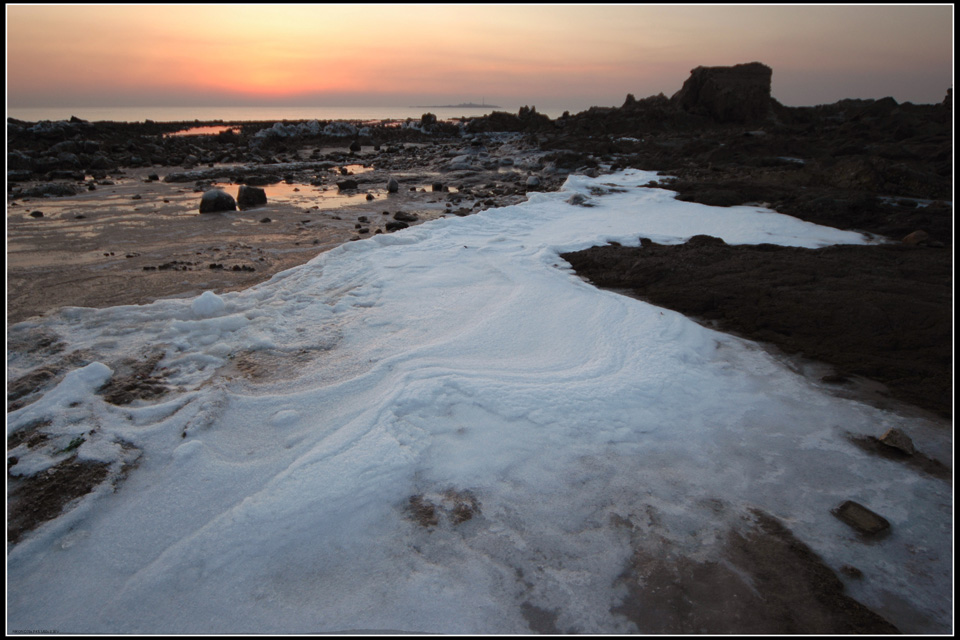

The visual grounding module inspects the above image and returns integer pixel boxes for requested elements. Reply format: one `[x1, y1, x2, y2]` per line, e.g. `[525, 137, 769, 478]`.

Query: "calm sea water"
[7, 105, 573, 123]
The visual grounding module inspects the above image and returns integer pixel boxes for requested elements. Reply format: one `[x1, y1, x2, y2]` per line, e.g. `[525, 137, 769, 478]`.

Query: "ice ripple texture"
[7, 170, 951, 634]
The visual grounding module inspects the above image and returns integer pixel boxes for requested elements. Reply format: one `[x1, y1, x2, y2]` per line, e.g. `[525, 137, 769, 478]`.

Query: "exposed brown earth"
[612, 509, 900, 634]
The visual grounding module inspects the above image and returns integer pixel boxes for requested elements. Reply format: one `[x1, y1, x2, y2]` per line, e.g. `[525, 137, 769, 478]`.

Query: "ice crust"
[6, 170, 952, 634]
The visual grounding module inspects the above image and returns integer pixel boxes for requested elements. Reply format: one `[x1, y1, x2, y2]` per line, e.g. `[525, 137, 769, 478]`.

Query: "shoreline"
[7, 133, 559, 326]
[6, 70, 953, 633]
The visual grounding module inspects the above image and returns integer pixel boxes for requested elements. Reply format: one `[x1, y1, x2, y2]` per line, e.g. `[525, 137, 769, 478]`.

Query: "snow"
[190, 290, 226, 318]
[6, 169, 952, 634]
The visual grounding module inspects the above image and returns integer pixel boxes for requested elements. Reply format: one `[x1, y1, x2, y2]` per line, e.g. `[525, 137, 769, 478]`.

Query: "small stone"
[902, 230, 930, 245]
[386, 177, 399, 193]
[878, 428, 915, 455]
[29, 211, 44, 218]
[840, 565, 864, 579]
[831, 500, 890, 536]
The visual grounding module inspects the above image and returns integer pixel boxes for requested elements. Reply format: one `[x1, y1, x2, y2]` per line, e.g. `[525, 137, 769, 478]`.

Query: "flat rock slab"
[832, 500, 891, 536]
[561, 238, 952, 418]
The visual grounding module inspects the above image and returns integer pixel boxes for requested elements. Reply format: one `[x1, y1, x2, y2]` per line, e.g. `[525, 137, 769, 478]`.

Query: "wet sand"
[7, 156, 526, 325]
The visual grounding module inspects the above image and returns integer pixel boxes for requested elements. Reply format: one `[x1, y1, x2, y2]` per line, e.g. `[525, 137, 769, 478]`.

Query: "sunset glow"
[6, 4, 954, 110]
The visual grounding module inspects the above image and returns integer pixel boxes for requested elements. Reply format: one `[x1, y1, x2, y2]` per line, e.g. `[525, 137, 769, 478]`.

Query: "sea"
[6, 104, 576, 124]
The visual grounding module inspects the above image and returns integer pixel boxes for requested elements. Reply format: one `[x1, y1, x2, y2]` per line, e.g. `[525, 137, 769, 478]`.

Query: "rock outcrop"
[671, 62, 773, 123]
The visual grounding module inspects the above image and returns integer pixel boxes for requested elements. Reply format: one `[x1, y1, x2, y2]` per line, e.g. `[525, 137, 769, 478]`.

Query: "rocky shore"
[9, 63, 951, 415]
[7, 117, 562, 325]
[6, 63, 953, 633]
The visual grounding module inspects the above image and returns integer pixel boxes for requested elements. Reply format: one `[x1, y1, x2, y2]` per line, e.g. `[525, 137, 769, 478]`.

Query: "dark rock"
[349, 140, 362, 152]
[198, 189, 237, 213]
[23, 183, 84, 198]
[243, 174, 281, 186]
[387, 177, 400, 193]
[566, 193, 593, 207]
[385, 221, 409, 232]
[8, 150, 34, 171]
[46, 170, 85, 181]
[393, 211, 419, 222]
[432, 182, 444, 192]
[7, 170, 33, 182]
[29, 211, 44, 218]
[561, 241, 952, 417]
[840, 565, 864, 579]
[237, 185, 267, 209]
[671, 62, 773, 123]
[902, 230, 930, 246]
[831, 501, 890, 536]
[337, 179, 359, 191]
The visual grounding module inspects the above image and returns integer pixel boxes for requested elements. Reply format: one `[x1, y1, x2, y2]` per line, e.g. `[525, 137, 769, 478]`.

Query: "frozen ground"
[6, 169, 952, 633]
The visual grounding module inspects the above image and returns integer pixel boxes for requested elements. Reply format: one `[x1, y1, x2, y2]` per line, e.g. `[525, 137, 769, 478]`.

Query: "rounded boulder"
[199, 189, 237, 213]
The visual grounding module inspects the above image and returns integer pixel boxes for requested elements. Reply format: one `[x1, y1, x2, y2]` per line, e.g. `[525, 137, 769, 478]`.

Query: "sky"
[5, 4, 955, 111]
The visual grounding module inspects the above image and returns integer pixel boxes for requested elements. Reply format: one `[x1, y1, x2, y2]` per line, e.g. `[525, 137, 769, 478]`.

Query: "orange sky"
[6, 4, 954, 109]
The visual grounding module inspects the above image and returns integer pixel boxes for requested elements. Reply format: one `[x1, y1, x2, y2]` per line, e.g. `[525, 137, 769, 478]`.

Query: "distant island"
[410, 102, 501, 109]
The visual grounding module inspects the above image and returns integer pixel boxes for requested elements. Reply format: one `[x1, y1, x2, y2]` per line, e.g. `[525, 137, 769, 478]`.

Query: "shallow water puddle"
[163, 125, 241, 137]
[213, 181, 383, 209]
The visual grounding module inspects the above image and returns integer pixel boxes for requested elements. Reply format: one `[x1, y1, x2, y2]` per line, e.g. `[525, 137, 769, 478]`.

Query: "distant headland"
[410, 102, 501, 109]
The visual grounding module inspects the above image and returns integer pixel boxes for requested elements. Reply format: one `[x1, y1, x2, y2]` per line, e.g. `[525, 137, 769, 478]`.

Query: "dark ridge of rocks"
[561, 238, 952, 418]
[464, 105, 554, 134]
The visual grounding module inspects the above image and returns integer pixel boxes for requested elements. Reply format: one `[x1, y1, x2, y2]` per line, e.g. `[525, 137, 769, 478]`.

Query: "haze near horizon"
[6, 4, 954, 112]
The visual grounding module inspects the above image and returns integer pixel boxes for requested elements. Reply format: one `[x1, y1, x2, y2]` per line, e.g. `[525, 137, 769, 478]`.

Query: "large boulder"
[199, 189, 237, 213]
[671, 62, 773, 123]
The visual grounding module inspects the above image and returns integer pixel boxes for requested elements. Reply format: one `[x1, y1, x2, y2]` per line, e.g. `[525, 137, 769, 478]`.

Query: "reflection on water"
[340, 164, 373, 175]
[164, 126, 240, 137]
[214, 181, 381, 209]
